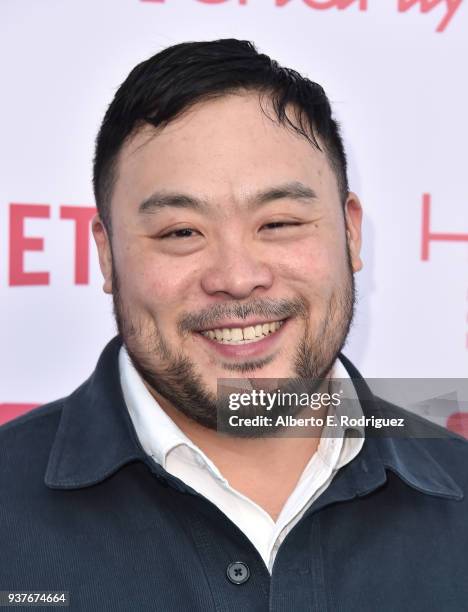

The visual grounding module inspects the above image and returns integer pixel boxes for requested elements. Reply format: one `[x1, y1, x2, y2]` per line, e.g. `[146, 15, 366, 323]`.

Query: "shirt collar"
[120, 342, 364, 475]
[119, 344, 196, 468]
[44, 336, 463, 502]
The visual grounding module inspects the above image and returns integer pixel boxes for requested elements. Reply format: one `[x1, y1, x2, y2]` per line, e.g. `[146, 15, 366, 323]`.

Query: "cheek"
[115, 247, 197, 321]
[274, 238, 346, 295]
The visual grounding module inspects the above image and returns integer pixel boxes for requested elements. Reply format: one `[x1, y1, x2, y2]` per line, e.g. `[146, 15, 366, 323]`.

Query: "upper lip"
[195, 317, 288, 333]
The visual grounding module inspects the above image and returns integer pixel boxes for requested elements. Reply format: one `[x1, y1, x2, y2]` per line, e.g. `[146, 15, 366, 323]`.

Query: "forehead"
[112, 93, 339, 215]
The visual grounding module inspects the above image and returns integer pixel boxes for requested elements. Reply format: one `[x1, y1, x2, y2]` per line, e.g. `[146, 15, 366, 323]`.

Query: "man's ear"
[92, 214, 113, 294]
[344, 192, 363, 273]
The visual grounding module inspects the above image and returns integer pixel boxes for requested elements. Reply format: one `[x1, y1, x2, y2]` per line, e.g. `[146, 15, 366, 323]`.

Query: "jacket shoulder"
[0, 399, 64, 483]
[375, 396, 468, 495]
[376, 396, 468, 442]
[0, 399, 63, 433]
[0, 399, 64, 439]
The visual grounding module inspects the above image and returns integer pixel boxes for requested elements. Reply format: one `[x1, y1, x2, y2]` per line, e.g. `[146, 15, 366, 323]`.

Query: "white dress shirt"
[119, 346, 365, 572]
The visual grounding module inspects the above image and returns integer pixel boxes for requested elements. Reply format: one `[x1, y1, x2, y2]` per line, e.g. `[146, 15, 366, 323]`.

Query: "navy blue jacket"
[1, 336, 468, 611]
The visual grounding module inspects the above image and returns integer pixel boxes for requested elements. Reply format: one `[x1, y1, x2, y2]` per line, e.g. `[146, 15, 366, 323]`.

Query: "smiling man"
[1, 39, 468, 611]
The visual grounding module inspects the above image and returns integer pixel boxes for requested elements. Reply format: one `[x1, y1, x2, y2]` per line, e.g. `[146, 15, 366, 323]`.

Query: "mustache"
[177, 297, 309, 334]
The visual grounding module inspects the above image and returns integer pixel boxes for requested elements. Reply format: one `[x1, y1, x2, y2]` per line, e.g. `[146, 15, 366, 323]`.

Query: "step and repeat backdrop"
[1, 0, 467, 430]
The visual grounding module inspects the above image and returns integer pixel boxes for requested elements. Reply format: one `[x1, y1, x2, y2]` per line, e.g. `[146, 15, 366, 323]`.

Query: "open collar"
[45, 336, 463, 502]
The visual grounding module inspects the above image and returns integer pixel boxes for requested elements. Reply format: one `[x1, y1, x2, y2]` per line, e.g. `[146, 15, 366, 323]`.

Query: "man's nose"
[200, 239, 274, 300]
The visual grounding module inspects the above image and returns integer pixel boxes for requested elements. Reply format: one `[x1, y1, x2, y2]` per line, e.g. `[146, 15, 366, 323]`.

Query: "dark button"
[226, 561, 250, 585]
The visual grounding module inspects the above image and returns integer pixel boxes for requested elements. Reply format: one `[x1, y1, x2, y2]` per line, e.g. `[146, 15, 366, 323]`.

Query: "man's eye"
[261, 222, 302, 230]
[160, 228, 200, 239]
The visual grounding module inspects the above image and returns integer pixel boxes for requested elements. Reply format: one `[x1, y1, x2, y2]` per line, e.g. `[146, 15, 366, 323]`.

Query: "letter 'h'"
[421, 194, 468, 260]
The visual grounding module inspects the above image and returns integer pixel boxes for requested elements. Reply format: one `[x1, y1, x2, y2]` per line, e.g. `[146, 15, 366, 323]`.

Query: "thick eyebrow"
[138, 193, 209, 215]
[138, 181, 317, 216]
[247, 181, 318, 210]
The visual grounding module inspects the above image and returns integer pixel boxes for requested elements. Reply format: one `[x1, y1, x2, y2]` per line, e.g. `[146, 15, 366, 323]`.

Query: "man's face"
[93, 93, 363, 430]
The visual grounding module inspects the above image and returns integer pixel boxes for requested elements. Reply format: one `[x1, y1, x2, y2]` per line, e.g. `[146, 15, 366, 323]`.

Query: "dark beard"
[112, 246, 356, 435]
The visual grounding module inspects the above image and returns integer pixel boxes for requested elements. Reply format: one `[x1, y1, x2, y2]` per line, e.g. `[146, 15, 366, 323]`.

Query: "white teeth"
[243, 326, 256, 340]
[231, 328, 243, 341]
[200, 320, 285, 344]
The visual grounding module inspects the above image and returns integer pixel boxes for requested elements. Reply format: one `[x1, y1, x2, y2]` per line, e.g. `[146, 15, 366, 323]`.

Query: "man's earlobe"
[91, 215, 113, 294]
[344, 193, 363, 273]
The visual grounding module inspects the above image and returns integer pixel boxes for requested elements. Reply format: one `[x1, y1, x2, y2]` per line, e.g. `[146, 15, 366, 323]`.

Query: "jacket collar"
[45, 336, 148, 489]
[339, 353, 463, 501]
[45, 337, 463, 501]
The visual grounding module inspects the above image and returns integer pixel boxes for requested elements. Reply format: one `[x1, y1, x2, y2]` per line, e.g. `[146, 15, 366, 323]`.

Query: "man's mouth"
[197, 319, 287, 345]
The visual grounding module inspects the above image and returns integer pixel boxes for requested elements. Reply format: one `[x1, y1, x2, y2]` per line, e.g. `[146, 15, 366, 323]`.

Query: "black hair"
[93, 39, 349, 232]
